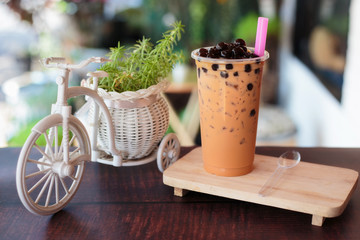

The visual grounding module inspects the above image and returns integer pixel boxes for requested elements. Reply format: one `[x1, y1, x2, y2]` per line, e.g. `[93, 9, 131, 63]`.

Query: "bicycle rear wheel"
[157, 133, 180, 172]
[16, 115, 90, 215]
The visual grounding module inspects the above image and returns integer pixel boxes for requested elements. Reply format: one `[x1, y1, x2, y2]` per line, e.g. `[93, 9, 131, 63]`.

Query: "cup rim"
[191, 46, 270, 63]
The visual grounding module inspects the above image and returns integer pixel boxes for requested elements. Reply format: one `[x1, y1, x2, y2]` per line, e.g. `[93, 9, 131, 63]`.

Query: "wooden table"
[1, 146, 359, 239]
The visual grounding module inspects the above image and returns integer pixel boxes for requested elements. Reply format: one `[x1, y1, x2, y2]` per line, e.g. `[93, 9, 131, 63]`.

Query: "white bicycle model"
[16, 57, 180, 216]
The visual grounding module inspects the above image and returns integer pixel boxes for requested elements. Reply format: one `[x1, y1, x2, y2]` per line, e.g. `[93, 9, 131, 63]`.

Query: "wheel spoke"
[34, 144, 52, 163]
[45, 174, 55, 207]
[25, 168, 51, 179]
[59, 177, 69, 194]
[68, 174, 77, 182]
[44, 132, 55, 160]
[69, 134, 76, 146]
[163, 155, 168, 168]
[35, 172, 52, 204]
[27, 159, 52, 167]
[69, 146, 81, 158]
[55, 175, 59, 204]
[28, 171, 52, 194]
[170, 139, 176, 149]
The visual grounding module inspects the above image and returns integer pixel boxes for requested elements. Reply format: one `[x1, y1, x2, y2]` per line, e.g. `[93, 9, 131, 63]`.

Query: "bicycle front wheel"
[16, 115, 90, 215]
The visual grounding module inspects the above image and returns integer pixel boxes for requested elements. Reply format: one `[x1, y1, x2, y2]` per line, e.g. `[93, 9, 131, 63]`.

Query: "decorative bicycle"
[16, 57, 180, 216]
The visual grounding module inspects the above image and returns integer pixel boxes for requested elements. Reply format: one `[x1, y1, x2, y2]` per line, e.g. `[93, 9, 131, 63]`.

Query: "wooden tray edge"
[163, 147, 359, 219]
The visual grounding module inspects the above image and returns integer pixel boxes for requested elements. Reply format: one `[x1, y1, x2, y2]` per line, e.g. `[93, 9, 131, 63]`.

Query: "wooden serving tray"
[163, 147, 358, 226]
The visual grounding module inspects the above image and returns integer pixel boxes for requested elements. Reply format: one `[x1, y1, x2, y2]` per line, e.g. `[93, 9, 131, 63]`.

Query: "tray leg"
[312, 215, 325, 226]
[174, 187, 189, 197]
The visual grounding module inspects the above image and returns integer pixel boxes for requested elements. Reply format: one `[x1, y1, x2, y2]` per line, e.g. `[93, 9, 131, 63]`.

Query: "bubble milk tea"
[191, 40, 269, 176]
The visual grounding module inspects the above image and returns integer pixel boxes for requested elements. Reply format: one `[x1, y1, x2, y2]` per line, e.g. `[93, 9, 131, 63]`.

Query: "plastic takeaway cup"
[191, 48, 269, 176]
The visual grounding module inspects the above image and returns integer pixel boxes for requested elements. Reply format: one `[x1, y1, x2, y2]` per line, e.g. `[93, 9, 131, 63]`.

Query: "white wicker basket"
[87, 80, 170, 160]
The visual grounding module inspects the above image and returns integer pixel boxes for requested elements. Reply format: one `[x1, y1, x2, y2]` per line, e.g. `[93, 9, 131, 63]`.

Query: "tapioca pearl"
[256, 59, 261, 64]
[220, 71, 229, 78]
[221, 50, 232, 58]
[208, 47, 221, 58]
[226, 64, 233, 70]
[212, 64, 219, 71]
[234, 38, 246, 46]
[255, 68, 260, 74]
[197, 68, 200, 78]
[247, 83, 253, 91]
[245, 64, 251, 72]
[240, 138, 245, 144]
[233, 71, 239, 77]
[199, 48, 208, 57]
[250, 109, 256, 117]
[216, 41, 228, 50]
[202, 67, 208, 73]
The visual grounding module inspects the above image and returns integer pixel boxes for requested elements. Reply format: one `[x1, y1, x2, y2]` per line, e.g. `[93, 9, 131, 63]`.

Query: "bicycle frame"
[43, 57, 122, 166]
[67, 79, 123, 166]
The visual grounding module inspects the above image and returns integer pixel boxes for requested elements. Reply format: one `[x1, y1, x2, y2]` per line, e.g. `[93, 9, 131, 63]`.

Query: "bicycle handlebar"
[41, 57, 111, 70]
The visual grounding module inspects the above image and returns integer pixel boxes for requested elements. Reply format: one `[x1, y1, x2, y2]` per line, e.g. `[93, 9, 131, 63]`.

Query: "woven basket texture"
[87, 81, 169, 160]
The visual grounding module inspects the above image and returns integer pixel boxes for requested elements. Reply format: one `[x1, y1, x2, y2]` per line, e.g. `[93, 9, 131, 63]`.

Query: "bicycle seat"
[87, 71, 109, 78]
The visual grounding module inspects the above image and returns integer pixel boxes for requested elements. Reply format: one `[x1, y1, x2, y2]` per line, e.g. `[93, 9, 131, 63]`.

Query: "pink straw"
[254, 17, 268, 57]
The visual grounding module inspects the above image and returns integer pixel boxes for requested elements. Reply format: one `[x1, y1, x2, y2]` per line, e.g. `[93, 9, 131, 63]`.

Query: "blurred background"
[0, 0, 359, 148]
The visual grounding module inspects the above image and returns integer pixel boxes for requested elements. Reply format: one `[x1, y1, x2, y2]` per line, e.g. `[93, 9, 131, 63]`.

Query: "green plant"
[98, 21, 185, 93]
